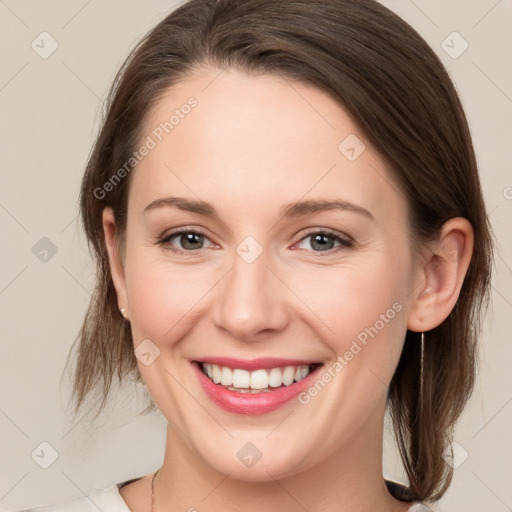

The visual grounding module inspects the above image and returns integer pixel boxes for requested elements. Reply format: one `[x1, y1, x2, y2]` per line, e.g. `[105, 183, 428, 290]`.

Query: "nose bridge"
[212, 239, 288, 340]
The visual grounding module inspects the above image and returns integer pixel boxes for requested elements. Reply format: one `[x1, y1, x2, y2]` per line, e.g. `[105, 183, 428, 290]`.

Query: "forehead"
[129, 68, 406, 223]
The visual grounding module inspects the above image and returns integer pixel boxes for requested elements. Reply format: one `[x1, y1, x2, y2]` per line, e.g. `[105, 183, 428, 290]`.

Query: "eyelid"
[292, 227, 353, 245]
[157, 225, 210, 240]
[156, 226, 216, 254]
[291, 227, 354, 254]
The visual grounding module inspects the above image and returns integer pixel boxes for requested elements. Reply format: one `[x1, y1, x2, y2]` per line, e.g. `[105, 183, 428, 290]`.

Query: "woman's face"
[109, 68, 422, 479]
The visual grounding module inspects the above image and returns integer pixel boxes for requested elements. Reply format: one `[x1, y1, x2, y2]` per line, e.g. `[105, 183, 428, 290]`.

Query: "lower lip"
[191, 361, 323, 415]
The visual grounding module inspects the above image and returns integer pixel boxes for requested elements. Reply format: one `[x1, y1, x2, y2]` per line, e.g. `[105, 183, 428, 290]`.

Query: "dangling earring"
[419, 331, 425, 413]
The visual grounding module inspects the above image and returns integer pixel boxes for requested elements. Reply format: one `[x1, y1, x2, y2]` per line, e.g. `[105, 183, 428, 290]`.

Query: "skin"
[102, 68, 474, 511]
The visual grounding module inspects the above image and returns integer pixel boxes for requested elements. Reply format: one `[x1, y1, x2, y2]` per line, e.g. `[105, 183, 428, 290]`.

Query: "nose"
[211, 247, 290, 342]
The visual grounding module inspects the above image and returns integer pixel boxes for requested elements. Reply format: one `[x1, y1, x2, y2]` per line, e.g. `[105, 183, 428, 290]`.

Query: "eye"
[295, 229, 353, 253]
[156, 227, 353, 256]
[156, 228, 214, 254]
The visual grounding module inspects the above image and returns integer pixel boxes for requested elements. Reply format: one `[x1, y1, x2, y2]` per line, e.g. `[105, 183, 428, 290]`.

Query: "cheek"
[124, 252, 216, 343]
[290, 252, 412, 360]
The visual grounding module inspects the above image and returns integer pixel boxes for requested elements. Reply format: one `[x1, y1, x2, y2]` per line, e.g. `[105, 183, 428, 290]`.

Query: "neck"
[153, 411, 406, 512]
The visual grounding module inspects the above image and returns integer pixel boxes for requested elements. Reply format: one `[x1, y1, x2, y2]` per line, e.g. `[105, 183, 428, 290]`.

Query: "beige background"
[0, 1, 511, 511]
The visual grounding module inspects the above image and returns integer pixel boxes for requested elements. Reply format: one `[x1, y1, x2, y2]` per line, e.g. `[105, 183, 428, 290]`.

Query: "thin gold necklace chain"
[151, 469, 160, 512]
[150, 467, 424, 511]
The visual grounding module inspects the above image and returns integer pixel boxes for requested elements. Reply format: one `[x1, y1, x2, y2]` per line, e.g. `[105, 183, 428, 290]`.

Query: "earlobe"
[407, 217, 474, 332]
[102, 207, 129, 312]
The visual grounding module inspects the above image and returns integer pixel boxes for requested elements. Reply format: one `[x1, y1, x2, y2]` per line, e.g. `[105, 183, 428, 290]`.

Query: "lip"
[191, 360, 323, 415]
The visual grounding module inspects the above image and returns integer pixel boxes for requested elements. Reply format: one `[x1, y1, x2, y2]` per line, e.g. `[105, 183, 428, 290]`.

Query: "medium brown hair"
[67, 0, 493, 502]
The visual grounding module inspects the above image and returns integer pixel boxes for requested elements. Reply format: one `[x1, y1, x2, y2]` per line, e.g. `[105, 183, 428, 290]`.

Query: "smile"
[191, 358, 324, 415]
[200, 362, 317, 392]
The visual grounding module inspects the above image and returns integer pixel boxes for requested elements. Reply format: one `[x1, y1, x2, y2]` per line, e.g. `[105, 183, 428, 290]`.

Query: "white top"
[19, 480, 432, 511]
[19, 484, 131, 512]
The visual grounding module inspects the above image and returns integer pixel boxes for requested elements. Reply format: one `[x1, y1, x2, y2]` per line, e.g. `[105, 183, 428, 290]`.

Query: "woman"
[25, 0, 493, 510]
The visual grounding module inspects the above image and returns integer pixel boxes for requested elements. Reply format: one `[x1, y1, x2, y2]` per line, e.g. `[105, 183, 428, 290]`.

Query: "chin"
[196, 440, 312, 482]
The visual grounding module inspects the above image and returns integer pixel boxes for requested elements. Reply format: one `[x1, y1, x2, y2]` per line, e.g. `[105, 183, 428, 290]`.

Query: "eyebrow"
[144, 197, 374, 220]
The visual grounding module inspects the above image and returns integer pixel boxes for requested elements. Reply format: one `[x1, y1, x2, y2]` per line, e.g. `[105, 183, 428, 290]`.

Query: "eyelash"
[155, 226, 354, 256]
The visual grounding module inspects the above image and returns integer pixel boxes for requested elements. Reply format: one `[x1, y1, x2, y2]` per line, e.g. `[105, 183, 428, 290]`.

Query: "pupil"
[182, 233, 202, 249]
[311, 234, 333, 251]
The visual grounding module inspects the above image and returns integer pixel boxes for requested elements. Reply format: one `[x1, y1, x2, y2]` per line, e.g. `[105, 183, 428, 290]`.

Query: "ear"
[407, 217, 474, 332]
[102, 206, 129, 315]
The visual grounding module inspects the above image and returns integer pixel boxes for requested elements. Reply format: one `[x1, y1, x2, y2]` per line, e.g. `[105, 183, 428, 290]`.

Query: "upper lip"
[193, 357, 322, 371]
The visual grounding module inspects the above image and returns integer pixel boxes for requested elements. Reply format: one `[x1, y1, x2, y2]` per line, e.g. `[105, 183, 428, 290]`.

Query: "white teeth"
[268, 367, 283, 387]
[232, 369, 250, 388]
[211, 364, 221, 384]
[201, 363, 315, 390]
[282, 366, 295, 386]
[250, 369, 269, 389]
[220, 367, 232, 386]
